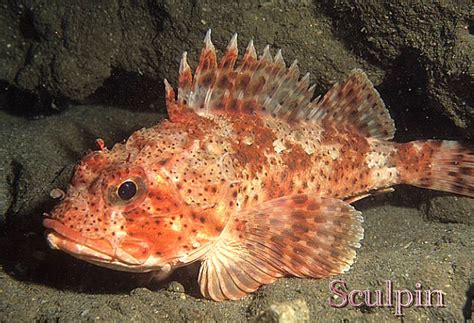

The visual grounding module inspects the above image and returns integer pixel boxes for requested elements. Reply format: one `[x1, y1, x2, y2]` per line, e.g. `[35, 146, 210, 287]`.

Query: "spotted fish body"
[43, 30, 474, 301]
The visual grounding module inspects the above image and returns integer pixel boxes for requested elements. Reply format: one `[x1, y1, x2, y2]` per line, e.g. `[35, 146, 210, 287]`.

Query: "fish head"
[43, 145, 206, 273]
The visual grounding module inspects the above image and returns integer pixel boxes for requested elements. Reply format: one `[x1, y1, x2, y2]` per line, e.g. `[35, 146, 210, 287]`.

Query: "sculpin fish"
[43, 30, 473, 301]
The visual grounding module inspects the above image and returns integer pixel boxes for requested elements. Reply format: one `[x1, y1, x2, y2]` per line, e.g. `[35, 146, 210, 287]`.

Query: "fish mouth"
[43, 218, 150, 271]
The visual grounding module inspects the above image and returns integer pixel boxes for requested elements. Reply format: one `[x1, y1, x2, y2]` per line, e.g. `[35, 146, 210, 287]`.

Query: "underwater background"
[0, 1, 473, 321]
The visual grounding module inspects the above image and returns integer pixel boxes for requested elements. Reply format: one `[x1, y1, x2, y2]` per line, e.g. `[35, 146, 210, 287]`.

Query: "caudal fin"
[396, 140, 473, 197]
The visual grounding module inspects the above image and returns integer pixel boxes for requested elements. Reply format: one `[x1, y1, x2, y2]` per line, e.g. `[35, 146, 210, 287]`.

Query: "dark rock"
[0, 158, 14, 226]
[0, 1, 165, 107]
[421, 195, 474, 225]
[0, 0, 474, 137]
[321, 2, 473, 139]
[1, 1, 377, 115]
[1, 1, 472, 139]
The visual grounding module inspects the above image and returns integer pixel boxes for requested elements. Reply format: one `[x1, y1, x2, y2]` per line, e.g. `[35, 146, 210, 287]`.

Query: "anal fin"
[198, 194, 364, 301]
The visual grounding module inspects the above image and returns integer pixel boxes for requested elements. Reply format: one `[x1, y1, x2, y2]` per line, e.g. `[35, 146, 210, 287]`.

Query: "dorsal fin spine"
[178, 52, 192, 103]
[170, 31, 396, 141]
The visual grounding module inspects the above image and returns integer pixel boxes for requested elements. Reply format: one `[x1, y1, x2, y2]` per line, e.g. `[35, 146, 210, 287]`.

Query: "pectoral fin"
[198, 194, 364, 301]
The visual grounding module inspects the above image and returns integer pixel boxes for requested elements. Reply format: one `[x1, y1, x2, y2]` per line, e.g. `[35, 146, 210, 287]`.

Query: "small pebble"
[257, 299, 309, 323]
[166, 281, 185, 293]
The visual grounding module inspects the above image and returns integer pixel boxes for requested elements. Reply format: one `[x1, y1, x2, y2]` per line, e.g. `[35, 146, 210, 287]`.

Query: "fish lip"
[42, 218, 143, 267]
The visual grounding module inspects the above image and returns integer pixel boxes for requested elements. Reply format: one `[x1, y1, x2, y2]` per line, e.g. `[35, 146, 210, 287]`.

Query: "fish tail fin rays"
[198, 194, 364, 301]
[396, 140, 474, 197]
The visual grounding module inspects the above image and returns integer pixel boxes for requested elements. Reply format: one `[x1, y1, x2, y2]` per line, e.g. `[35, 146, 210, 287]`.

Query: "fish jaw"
[43, 217, 166, 272]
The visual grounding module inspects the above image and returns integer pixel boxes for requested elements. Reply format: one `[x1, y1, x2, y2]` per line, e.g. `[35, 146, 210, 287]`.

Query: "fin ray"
[397, 140, 474, 197]
[306, 69, 395, 140]
[198, 194, 364, 301]
[167, 30, 395, 142]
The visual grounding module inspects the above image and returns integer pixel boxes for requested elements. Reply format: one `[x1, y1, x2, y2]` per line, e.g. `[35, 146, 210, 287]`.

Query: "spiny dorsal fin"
[172, 30, 314, 118]
[168, 30, 395, 141]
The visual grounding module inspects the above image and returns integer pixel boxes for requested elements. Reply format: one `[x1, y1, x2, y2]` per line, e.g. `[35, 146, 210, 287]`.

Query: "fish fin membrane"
[397, 140, 474, 197]
[167, 30, 395, 141]
[198, 194, 364, 301]
[310, 69, 395, 140]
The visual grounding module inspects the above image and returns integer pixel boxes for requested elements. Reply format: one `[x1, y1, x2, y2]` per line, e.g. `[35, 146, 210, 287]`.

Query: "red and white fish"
[43, 30, 473, 301]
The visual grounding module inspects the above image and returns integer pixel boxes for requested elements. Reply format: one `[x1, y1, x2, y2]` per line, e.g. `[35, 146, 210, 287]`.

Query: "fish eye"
[103, 167, 148, 208]
[117, 180, 137, 201]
